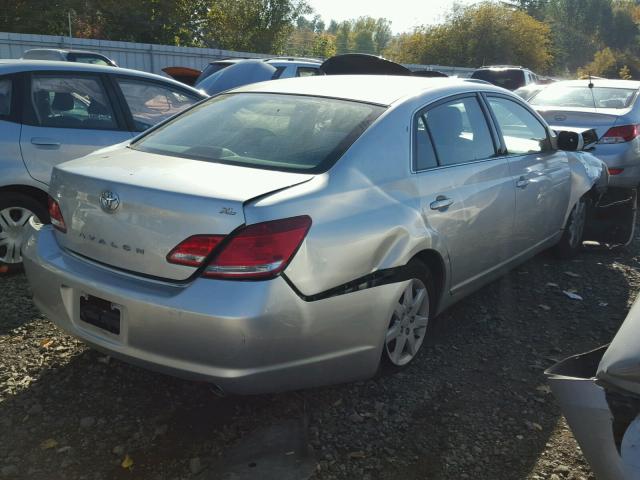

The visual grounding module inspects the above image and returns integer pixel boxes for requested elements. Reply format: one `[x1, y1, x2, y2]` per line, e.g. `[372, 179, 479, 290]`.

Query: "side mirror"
[557, 130, 584, 151]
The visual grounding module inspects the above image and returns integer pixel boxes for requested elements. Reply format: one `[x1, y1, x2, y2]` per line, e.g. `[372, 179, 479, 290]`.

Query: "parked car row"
[3, 50, 640, 479]
[19, 72, 636, 395]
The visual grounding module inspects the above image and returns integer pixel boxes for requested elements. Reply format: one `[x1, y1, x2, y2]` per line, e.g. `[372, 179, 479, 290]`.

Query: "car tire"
[0, 193, 49, 272]
[554, 196, 588, 259]
[381, 259, 435, 370]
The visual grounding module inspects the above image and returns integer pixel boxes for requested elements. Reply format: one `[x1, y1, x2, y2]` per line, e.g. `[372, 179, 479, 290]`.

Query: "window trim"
[482, 92, 554, 156]
[411, 92, 501, 173]
[22, 71, 127, 131]
[110, 74, 204, 132]
[296, 67, 321, 77]
[0, 74, 21, 123]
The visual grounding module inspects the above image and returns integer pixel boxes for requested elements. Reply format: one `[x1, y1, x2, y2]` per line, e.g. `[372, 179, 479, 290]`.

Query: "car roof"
[208, 57, 321, 67]
[232, 74, 510, 106]
[544, 79, 640, 89]
[24, 48, 105, 55]
[0, 60, 206, 96]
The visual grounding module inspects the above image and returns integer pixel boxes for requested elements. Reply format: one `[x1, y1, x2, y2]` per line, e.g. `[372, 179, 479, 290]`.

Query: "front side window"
[30, 74, 117, 129]
[488, 97, 548, 155]
[0, 78, 11, 117]
[423, 97, 495, 167]
[530, 85, 637, 109]
[117, 79, 201, 131]
[132, 93, 385, 173]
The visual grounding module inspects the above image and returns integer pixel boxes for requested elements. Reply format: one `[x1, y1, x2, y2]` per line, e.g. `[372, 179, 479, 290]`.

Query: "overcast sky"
[308, 0, 481, 34]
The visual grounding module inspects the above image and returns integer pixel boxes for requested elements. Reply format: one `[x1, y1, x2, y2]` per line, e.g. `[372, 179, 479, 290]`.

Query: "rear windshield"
[471, 69, 525, 90]
[530, 86, 638, 109]
[131, 93, 385, 173]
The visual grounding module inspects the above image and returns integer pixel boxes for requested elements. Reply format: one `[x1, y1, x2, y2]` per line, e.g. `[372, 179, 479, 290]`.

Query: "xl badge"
[100, 191, 120, 213]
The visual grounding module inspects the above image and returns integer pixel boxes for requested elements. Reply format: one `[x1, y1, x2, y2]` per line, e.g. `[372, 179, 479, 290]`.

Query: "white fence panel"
[0, 31, 474, 77]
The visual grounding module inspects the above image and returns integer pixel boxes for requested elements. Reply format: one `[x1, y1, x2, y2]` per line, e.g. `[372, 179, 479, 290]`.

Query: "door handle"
[429, 196, 454, 211]
[31, 137, 61, 148]
[516, 176, 529, 189]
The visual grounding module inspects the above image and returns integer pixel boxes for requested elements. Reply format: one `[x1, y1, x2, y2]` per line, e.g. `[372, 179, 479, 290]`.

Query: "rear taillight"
[608, 168, 624, 175]
[599, 124, 640, 144]
[48, 196, 66, 233]
[166, 216, 312, 280]
[167, 235, 224, 266]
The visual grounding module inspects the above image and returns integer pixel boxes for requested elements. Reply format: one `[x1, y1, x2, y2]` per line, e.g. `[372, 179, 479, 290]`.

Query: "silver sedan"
[530, 79, 640, 188]
[22, 75, 632, 394]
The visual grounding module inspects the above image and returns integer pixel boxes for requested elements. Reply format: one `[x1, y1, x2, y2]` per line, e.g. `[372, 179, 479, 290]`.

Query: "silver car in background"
[22, 75, 634, 394]
[530, 79, 640, 187]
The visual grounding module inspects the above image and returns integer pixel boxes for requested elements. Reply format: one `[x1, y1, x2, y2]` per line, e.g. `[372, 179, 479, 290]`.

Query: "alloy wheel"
[385, 278, 430, 366]
[0, 207, 39, 264]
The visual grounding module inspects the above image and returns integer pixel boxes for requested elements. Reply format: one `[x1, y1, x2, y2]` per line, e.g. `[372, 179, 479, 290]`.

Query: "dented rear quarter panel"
[245, 101, 451, 299]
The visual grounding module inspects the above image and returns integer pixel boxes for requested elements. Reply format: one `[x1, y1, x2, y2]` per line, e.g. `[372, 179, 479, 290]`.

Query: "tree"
[202, 0, 310, 53]
[385, 3, 552, 72]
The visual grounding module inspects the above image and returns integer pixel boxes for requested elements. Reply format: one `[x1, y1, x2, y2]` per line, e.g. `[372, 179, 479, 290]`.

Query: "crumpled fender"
[564, 150, 608, 223]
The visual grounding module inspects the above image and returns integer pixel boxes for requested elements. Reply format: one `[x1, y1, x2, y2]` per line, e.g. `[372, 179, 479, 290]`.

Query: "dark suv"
[471, 66, 539, 91]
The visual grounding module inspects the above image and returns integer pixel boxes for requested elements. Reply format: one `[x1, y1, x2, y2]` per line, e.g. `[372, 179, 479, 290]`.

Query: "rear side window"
[132, 92, 385, 173]
[487, 97, 548, 155]
[0, 78, 11, 117]
[30, 74, 117, 130]
[67, 53, 111, 66]
[117, 79, 201, 131]
[297, 67, 321, 77]
[423, 97, 495, 167]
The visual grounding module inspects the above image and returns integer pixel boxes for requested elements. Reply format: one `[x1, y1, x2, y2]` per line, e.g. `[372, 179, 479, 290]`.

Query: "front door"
[19, 72, 132, 185]
[414, 95, 516, 294]
[485, 95, 571, 252]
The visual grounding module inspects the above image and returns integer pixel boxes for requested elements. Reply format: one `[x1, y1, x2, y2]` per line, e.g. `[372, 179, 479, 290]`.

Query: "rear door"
[414, 94, 516, 295]
[112, 76, 203, 133]
[19, 71, 132, 185]
[485, 94, 571, 252]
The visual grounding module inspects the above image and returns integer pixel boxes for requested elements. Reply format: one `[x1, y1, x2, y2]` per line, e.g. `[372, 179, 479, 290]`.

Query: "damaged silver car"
[22, 75, 636, 394]
[547, 295, 640, 480]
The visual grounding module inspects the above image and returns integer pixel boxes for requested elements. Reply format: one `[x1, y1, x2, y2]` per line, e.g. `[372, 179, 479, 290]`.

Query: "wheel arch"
[0, 184, 49, 209]
[410, 248, 447, 314]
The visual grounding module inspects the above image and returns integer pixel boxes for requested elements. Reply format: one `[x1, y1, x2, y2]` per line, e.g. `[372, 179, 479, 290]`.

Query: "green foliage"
[385, 3, 553, 72]
[620, 65, 633, 79]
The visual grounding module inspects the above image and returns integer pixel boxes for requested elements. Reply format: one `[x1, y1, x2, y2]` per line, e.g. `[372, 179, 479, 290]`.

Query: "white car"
[0, 60, 206, 270]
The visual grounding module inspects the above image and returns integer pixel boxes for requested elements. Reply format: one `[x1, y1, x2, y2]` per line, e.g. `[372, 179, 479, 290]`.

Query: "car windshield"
[471, 69, 525, 90]
[530, 85, 638, 109]
[131, 92, 385, 173]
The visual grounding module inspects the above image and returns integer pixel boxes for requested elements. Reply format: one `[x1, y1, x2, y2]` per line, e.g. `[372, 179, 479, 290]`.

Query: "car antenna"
[588, 72, 594, 89]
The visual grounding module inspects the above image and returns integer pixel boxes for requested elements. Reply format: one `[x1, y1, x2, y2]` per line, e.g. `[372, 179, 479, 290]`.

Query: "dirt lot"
[1, 232, 639, 480]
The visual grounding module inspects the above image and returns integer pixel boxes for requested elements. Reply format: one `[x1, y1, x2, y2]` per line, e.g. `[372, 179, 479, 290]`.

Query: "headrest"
[51, 92, 74, 111]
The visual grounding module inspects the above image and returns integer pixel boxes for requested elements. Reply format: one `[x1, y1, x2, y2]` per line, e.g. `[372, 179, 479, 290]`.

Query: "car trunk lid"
[50, 147, 313, 281]
[537, 107, 630, 139]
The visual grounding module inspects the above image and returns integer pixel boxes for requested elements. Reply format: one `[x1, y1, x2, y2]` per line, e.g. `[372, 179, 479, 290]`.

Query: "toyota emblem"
[99, 191, 120, 213]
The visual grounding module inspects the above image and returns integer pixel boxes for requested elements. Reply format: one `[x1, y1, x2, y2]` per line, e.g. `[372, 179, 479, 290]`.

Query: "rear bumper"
[591, 142, 640, 188]
[22, 223, 405, 394]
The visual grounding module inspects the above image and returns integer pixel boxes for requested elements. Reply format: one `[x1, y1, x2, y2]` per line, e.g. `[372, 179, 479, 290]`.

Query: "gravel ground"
[1, 232, 639, 480]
